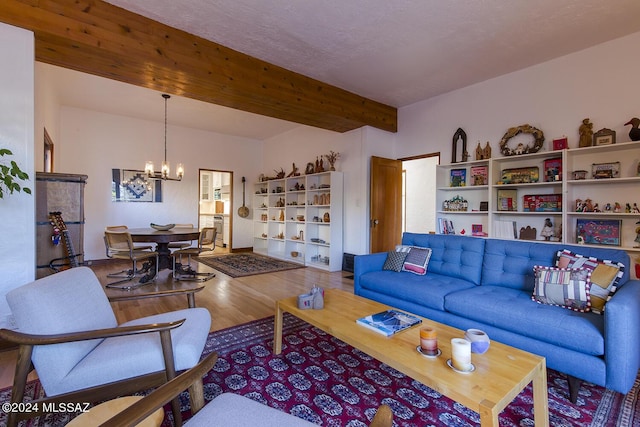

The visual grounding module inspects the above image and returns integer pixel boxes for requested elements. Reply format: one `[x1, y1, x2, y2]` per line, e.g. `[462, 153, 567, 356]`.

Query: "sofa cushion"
[444, 286, 604, 355]
[555, 249, 625, 314]
[531, 266, 592, 312]
[402, 247, 432, 275]
[382, 251, 408, 272]
[358, 271, 476, 311]
[401, 233, 485, 285]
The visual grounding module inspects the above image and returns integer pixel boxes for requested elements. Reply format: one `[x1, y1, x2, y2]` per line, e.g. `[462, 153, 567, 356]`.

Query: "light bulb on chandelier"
[144, 94, 184, 181]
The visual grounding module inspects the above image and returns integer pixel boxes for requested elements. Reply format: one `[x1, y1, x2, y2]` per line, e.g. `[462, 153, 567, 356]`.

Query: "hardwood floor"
[0, 258, 355, 390]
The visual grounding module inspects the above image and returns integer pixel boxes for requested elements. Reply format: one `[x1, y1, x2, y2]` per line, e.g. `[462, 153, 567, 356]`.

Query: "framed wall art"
[593, 128, 616, 146]
[576, 218, 621, 246]
[112, 169, 163, 202]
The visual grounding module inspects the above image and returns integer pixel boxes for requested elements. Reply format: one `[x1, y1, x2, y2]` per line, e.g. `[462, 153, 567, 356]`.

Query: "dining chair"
[168, 223, 196, 252]
[172, 227, 217, 281]
[0, 266, 211, 427]
[104, 225, 153, 258]
[104, 230, 158, 288]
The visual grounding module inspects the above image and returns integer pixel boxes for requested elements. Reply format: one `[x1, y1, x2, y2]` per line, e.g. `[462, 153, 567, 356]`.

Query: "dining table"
[127, 227, 200, 271]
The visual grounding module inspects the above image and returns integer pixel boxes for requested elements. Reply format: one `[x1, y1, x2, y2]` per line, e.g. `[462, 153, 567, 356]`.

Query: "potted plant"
[0, 148, 31, 198]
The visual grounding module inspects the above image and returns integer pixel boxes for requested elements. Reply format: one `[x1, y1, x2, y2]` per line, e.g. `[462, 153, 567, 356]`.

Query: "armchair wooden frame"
[0, 319, 197, 427]
[101, 351, 219, 427]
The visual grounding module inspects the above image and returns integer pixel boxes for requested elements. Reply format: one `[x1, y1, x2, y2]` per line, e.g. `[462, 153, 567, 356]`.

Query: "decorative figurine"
[604, 203, 612, 212]
[593, 203, 601, 212]
[636, 221, 640, 248]
[633, 203, 640, 213]
[624, 117, 640, 141]
[579, 118, 593, 147]
[626, 203, 632, 213]
[475, 142, 483, 161]
[305, 162, 315, 174]
[287, 163, 300, 177]
[462, 150, 470, 162]
[541, 218, 554, 241]
[614, 202, 622, 213]
[483, 141, 492, 159]
[584, 199, 594, 212]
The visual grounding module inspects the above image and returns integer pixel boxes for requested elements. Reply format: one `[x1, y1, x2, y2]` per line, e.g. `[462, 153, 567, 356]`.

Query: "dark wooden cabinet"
[35, 172, 87, 278]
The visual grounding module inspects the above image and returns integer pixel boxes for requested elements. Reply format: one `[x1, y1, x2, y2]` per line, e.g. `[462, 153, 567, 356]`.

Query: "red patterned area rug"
[2, 314, 638, 426]
[195, 252, 304, 277]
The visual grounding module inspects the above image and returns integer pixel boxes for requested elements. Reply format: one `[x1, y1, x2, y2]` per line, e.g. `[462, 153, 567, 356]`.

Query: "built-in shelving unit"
[436, 141, 640, 253]
[253, 171, 343, 271]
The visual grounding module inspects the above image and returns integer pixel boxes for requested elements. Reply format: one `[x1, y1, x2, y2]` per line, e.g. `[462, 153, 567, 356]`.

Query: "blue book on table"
[356, 309, 422, 336]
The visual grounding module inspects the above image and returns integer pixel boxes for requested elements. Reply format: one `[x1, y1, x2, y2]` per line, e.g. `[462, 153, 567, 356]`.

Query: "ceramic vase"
[464, 328, 490, 354]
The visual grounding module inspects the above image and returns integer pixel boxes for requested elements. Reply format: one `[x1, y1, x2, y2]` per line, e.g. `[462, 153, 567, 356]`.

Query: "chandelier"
[144, 94, 184, 181]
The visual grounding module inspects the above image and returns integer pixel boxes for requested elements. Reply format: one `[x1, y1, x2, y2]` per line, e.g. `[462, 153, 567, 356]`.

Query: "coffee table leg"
[273, 303, 284, 354]
[187, 293, 196, 308]
[532, 361, 549, 427]
[478, 400, 499, 427]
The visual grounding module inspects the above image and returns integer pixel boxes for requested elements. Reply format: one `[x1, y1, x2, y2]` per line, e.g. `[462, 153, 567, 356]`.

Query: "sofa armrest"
[604, 279, 640, 393]
[354, 252, 388, 294]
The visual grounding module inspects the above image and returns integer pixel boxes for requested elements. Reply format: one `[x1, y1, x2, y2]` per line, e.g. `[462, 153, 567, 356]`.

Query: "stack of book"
[437, 218, 455, 234]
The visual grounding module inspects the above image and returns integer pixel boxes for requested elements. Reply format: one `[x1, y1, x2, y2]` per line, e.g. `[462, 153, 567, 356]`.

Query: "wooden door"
[370, 156, 403, 253]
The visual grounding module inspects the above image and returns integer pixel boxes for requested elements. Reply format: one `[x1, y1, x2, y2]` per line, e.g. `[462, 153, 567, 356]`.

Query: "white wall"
[0, 24, 35, 328]
[32, 29, 640, 264]
[398, 32, 640, 158]
[56, 107, 263, 260]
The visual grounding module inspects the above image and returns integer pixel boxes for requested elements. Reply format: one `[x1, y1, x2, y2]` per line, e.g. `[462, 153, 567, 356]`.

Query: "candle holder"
[449, 338, 475, 373]
[416, 326, 441, 358]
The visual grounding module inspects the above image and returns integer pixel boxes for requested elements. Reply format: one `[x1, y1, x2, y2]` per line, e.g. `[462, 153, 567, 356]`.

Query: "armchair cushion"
[186, 393, 316, 427]
[56, 308, 211, 396]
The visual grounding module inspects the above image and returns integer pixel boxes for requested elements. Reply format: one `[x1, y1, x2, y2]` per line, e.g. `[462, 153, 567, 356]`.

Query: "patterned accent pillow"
[383, 251, 409, 272]
[532, 266, 592, 312]
[555, 249, 625, 314]
[402, 247, 433, 275]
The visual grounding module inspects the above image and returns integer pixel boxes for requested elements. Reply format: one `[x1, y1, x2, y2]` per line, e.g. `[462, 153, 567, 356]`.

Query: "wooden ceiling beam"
[0, 0, 397, 133]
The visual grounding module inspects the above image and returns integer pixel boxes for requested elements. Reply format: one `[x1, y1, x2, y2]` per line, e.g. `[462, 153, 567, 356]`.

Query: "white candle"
[451, 338, 472, 371]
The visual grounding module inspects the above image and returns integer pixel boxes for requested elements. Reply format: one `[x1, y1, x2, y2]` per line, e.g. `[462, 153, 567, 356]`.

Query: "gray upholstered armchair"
[0, 266, 211, 427]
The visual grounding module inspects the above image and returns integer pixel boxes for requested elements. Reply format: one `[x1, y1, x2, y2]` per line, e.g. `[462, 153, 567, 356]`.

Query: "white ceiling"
[49, 0, 640, 138]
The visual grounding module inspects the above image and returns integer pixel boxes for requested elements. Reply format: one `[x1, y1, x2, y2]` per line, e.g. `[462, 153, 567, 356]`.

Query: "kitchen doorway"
[198, 169, 233, 254]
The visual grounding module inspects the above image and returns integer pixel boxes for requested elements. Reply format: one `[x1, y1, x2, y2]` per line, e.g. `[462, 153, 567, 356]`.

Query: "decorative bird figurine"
[624, 117, 640, 141]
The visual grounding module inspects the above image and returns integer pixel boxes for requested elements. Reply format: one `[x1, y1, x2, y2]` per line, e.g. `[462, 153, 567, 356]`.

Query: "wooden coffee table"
[274, 289, 548, 427]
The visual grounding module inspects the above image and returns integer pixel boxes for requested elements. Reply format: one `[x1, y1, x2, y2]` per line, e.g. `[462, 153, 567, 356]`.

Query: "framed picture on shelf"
[497, 189, 518, 211]
[593, 128, 616, 146]
[470, 165, 488, 186]
[552, 137, 568, 150]
[576, 218, 621, 246]
[543, 158, 562, 182]
[450, 168, 466, 187]
[591, 161, 620, 179]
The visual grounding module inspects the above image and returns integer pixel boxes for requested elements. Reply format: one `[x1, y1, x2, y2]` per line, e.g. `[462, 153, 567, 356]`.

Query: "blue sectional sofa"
[354, 233, 640, 398]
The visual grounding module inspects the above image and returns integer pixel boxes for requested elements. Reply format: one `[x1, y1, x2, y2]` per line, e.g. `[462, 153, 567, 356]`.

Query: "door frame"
[198, 169, 233, 252]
